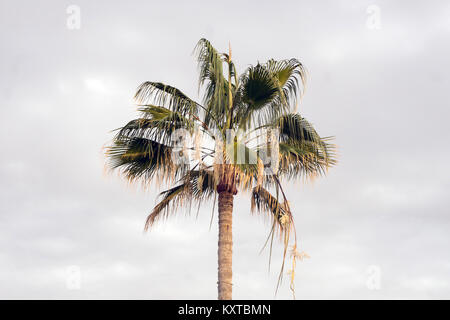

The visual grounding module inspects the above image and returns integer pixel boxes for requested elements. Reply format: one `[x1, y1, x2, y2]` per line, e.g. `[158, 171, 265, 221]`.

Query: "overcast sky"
[1, 0, 449, 299]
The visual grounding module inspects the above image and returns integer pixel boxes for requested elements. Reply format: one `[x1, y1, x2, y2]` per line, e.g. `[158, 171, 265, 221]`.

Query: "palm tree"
[105, 39, 336, 300]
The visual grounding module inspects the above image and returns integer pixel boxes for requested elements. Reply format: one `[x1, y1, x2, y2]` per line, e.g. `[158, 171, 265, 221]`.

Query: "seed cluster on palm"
[105, 39, 336, 299]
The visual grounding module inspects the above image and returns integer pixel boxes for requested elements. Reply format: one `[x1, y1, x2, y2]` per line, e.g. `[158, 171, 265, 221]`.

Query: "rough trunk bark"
[217, 191, 234, 300]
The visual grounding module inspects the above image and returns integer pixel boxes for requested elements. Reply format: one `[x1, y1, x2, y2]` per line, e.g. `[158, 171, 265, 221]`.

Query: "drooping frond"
[190, 169, 216, 200]
[106, 136, 185, 184]
[144, 183, 188, 230]
[116, 105, 196, 145]
[134, 82, 200, 116]
[278, 139, 335, 179]
[276, 113, 322, 144]
[144, 169, 216, 229]
[274, 113, 336, 179]
[251, 185, 290, 232]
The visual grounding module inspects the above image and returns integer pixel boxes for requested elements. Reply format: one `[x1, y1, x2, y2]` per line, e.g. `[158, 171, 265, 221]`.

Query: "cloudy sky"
[1, 0, 449, 299]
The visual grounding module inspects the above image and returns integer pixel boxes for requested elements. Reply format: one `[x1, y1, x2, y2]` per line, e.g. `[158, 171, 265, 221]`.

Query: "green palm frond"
[106, 136, 187, 184]
[135, 82, 199, 116]
[278, 140, 334, 178]
[234, 59, 306, 130]
[265, 58, 306, 106]
[276, 113, 321, 143]
[240, 64, 279, 108]
[194, 38, 230, 128]
[272, 113, 336, 179]
[116, 105, 196, 145]
[235, 64, 281, 129]
[194, 38, 227, 96]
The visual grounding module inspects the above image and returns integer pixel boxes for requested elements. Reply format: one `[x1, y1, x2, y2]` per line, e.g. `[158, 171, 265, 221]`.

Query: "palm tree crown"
[105, 38, 336, 299]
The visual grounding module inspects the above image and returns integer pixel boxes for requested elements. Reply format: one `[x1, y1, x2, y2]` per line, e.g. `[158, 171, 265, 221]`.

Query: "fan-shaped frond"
[265, 58, 306, 107]
[235, 64, 281, 129]
[278, 139, 335, 179]
[135, 82, 200, 116]
[116, 105, 196, 145]
[240, 64, 279, 108]
[276, 113, 321, 143]
[274, 113, 336, 178]
[106, 136, 186, 184]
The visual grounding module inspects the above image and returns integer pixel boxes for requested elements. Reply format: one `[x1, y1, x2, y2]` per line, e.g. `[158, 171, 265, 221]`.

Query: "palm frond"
[235, 64, 281, 129]
[240, 64, 280, 108]
[194, 38, 226, 97]
[144, 183, 188, 230]
[276, 113, 321, 144]
[115, 105, 196, 144]
[251, 185, 290, 233]
[144, 169, 216, 229]
[194, 38, 229, 128]
[106, 136, 186, 184]
[274, 113, 337, 179]
[265, 58, 307, 107]
[134, 82, 199, 116]
[278, 139, 336, 179]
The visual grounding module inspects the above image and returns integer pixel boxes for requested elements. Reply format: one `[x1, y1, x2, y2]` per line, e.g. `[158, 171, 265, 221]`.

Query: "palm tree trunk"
[217, 190, 233, 300]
